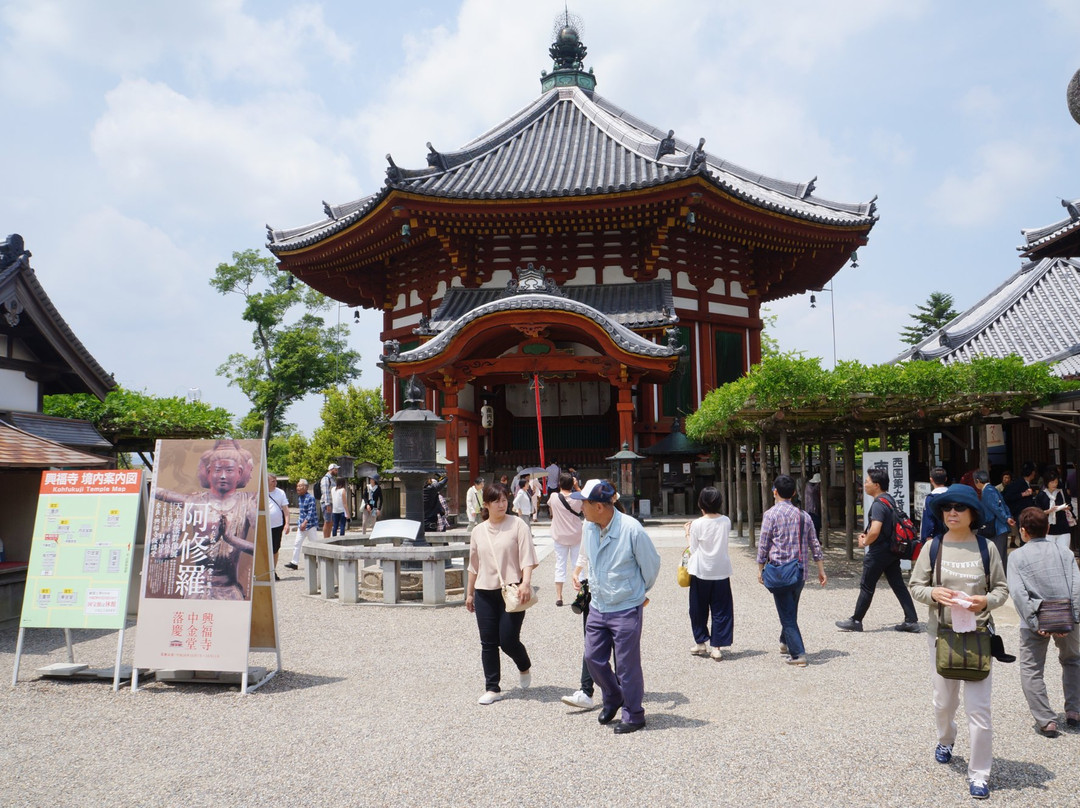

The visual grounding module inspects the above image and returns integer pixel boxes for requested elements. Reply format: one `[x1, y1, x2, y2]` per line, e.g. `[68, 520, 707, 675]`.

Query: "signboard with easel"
[131, 439, 281, 693]
[12, 469, 144, 690]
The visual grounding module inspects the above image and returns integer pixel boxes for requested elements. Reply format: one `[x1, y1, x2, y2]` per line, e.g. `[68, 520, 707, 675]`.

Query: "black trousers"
[473, 588, 531, 692]
[852, 551, 918, 623]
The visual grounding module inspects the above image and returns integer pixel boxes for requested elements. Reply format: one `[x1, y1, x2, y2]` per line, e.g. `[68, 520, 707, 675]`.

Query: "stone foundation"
[359, 564, 465, 602]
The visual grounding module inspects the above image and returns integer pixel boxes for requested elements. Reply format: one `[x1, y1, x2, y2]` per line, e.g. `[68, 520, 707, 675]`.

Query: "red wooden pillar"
[443, 388, 461, 518]
[615, 380, 634, 450]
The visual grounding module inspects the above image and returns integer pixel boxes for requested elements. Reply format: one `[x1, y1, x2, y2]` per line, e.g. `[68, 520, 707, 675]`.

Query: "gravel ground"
[2, 520, 1078, 807]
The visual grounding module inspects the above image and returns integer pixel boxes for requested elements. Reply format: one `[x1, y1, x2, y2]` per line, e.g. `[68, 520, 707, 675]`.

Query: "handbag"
[933, 538, 991, 680]
[761, 514, 804, 592]
[936, 625, 992, 681]
[762, 559, 802, 591]
[482, 527, 538, 612]
[1036, 599, 1075, 633]
[677, 548, 691, 587]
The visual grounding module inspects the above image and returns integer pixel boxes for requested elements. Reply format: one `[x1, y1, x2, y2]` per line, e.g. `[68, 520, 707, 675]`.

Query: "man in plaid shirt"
[756, 474, 827, 667]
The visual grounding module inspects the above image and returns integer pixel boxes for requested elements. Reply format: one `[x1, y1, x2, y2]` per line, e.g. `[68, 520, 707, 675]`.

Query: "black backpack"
[313, 477, 323, 500]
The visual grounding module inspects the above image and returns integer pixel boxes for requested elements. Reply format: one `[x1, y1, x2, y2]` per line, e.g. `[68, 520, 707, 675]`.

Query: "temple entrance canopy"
[380, 262, 682, 468]
[267, 19, 878, 514]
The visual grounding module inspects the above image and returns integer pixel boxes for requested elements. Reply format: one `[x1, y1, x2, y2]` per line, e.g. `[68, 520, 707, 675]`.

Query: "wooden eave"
[381, 309, 678, 385]
[276, 177, 872, 307]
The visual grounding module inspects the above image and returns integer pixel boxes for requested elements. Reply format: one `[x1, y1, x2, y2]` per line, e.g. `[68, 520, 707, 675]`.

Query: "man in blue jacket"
[974, 469, 1015, 573]
[573, 479, 661, 735]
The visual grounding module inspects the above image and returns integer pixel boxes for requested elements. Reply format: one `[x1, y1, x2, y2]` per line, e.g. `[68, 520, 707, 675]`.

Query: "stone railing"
[300, 522, 470, 605]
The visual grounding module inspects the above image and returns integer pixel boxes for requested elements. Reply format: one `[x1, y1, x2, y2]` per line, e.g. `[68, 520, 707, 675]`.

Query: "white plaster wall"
[708, 301, 750, 317]
[0, 368, 38, 411]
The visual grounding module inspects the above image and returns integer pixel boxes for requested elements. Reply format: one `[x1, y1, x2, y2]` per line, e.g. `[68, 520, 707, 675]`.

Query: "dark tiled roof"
[0, 236, 116, 398]
[269, 87, 876, 252]
[429, 280, 675, 332]
[5, 412, 112, 450]
[894, 257, 1080, 377]
[1020, 198, 1080, 253]
[387, 292, 680, 365]
[0, 421, 111, 468]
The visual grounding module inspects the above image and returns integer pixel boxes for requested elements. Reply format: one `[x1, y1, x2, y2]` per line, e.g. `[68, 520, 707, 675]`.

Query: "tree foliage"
[900, 291, 959, 345]
[284, 385, 392, 484]
[686, 354, 1079, 441]
[43, 388, 233, 446]
[211, 248, 361, 444]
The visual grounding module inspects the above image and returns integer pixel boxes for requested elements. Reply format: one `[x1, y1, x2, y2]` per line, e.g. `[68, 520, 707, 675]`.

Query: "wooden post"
[759, 433, 769, 523]
[844, 432, 856, 560]
[977, 420, 989, 472]
[820, 436, 830, 549]
[733, 441, 744, 536]
[878, 427, 888, 451]
[780, 431, 791, 475]
[745, 440, 755, 547]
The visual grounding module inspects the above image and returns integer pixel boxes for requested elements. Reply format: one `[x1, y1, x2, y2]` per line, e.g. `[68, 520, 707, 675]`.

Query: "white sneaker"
[709, 647, 723, 660]
[690, 643, 708, 656]
[477, 690, 504, 705]
[519, 670, 531, 689]
[561, 690, 595, 710]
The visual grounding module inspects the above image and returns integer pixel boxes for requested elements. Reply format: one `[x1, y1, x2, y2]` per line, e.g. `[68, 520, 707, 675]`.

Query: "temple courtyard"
[2, 520, 1078, 807]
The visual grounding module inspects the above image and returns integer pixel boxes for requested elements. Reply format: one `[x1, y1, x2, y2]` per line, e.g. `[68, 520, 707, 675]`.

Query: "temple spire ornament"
[540, 11, 596, 93]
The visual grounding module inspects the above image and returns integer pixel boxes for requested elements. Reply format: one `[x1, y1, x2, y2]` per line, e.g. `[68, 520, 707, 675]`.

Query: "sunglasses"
[940, 503, 970, 513]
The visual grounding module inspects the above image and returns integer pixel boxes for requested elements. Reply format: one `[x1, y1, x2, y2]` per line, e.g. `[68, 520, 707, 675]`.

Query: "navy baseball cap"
[570, 479, 617, 503]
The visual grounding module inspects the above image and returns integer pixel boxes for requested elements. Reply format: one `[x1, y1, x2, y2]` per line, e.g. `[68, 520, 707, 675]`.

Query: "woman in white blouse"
[684, 487, 734, 660]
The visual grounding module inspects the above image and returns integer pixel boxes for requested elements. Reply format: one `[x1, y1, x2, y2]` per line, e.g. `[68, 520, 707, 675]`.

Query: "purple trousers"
[585, 604, 645, 725]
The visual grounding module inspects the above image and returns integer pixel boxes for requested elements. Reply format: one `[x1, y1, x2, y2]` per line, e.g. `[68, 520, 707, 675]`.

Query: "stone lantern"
[385, 377, 445, 546]
[607, 442, 644, 517]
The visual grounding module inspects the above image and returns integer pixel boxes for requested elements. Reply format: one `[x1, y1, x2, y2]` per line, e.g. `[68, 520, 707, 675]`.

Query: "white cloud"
[928, 141, 1055, 227]
[90, 78, 359, 232]
[959, 85, 1003, 118]
[0, 0, 351, 104]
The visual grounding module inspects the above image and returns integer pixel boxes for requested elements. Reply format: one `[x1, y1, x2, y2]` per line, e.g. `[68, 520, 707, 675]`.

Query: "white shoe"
[780, 643, 789, 655]
[519, 670, 531, 689]
[709, 647, 723, 660]
[690, 643, 708, 656]
[561, 690, 596, 710]
[477, 690, 504, 705]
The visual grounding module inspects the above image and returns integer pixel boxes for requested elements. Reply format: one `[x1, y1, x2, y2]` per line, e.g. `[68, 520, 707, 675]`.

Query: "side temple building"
[268, 24, 877, 510]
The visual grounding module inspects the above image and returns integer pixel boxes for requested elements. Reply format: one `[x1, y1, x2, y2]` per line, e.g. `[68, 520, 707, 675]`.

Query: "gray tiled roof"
[429, 280, 675, 332]
[269, 86, 876, 252]
[385, 292, 680, 365]
[4, 412, 112, 450]
[1020, 198, 1080, 251]
[894, 257, 1080, 377]
[0, 236, 116, 397]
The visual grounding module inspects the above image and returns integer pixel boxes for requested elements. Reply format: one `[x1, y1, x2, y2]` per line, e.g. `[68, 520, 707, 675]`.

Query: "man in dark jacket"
[974, 469, 1015, 573]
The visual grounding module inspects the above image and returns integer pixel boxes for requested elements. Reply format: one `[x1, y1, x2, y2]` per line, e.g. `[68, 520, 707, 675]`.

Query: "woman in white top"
[1035, 470, 1074, 551]
[512, 474, 534, 522]
[466, 482, 538, 705]
[684, 486, 734, 660]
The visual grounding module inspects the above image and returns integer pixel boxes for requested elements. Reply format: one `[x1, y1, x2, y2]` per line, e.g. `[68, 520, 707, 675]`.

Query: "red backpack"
[877, 495, 923, 561]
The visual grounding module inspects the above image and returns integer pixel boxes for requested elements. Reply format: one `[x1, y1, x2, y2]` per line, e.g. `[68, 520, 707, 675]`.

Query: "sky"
[2, 0, 1079, 434]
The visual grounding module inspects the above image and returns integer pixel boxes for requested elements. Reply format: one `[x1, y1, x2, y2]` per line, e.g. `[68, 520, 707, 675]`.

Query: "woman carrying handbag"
[909, 484, 1009, 800]
[466, 482, 538, 705]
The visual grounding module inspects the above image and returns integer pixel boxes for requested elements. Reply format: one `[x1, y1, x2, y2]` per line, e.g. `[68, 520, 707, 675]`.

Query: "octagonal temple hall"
[268, 24, 877, 513]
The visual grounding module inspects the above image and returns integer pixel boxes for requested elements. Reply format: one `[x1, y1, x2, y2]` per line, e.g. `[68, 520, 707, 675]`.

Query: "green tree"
[211, 248, 361, 444]
[286, 385, 392, 484]
[900, 291, 958, 345]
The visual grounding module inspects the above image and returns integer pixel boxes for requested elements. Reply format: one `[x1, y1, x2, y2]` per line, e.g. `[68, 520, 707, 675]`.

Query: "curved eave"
[380, 295, 680, 380]
[0, 262, 116, 399]
[268, 87, 875, 255]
